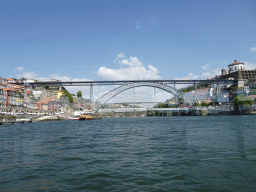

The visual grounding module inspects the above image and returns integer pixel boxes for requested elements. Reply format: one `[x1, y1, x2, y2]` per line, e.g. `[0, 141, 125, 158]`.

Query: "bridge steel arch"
[93, 82, 194, 113]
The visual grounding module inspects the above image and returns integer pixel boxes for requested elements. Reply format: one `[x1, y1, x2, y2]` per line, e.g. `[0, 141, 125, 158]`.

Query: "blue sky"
[0, 0, 255, 101]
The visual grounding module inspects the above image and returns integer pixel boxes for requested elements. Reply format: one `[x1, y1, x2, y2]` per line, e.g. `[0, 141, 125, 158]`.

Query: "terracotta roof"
[6, 78, 14, 81]
[44, 97, 55, 101]
[228, 62, 244, 66]
[9, 85, 24, 88]
[248, 95, 256, 99]
[2, 88, 12, 91]
[37, 100, 49, 104]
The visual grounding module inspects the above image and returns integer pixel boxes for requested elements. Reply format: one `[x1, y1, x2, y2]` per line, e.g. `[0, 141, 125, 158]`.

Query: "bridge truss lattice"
[93, 82, 194, 113]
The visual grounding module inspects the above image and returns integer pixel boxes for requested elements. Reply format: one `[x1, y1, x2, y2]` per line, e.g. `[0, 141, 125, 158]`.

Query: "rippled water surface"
[1, 116, 256, 191]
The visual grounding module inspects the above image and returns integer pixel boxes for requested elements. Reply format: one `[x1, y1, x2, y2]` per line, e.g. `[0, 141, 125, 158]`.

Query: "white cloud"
[119, 56, 143, 67]
[17, 71, 37, 79]
[98, 55, 160, 80]
[16, 67, 24, 71]
[244, 61, 256, 70]
[202, 68, 221, 78]
[202, 64, 210, 70]
[114, 53, 126, 62]
[174, 73, 199, 80]
[173, 67, 221, 90]
[250, 47, 256, 51]
[119, 59, 132, 66]
[47, 74, 91, 82]
[155, 91, 172, 102]
[117, 53, 125, 58]
[173, 73, 200, 90]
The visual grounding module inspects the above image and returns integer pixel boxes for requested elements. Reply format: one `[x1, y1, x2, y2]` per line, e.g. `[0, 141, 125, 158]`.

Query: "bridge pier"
[134, 87, 135, 106]
[194, 81, 197, 102]
[154, 87, 155, 103]
[90, 83, 93, 110]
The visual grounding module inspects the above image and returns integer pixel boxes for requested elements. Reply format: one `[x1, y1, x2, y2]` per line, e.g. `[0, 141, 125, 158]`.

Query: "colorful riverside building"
[54, 91, 65, 99]
[0, 88, 24, 107]
[34, 97, 63, 112]
[0, 88, 6, 107]
[8, 89, 23, 107]
[0, 78, 26, 107]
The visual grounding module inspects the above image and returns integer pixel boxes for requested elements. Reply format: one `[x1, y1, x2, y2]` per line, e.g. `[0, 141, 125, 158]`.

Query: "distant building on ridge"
[220, 60, 256, 81]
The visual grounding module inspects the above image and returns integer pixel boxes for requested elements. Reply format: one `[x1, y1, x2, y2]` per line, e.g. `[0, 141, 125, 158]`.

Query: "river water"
[0, 116, 256, 191]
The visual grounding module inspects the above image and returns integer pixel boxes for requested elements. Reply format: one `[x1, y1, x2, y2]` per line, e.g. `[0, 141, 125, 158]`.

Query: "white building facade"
[228, 60, 245, 73]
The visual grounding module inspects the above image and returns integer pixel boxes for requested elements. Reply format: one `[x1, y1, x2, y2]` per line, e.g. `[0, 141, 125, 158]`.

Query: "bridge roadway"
[100, 107, 192, 113]
[99, 106, 231, 113]
[27, 79, 237, 87]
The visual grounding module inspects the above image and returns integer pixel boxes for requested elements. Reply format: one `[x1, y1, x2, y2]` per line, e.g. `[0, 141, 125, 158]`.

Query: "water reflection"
[235, 125, 246, 158]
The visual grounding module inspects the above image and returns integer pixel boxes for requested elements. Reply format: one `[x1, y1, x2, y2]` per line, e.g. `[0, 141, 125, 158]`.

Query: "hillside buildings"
[182, 60, 256, 104]
[0, 78, 67, 112]
[220, 60, 256, 81]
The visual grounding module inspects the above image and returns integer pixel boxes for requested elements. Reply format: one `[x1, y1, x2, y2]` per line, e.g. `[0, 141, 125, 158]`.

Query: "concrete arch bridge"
[93, 82, 194, 113]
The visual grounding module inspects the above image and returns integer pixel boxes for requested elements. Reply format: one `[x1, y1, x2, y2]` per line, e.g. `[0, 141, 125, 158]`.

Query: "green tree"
[77, 90, 82, 97]
[154, 103, 176, 108]
[201, 101, 208, 106]
[193, 102, 200, 107]
[250, 89, 256, 95]
[62, 90, 73, 103]
[233, 95, 253, 109]
[68, 94, 73, 103]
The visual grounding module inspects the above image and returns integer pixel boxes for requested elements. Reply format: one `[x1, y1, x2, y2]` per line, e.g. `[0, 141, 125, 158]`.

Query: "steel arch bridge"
[93, 82, 194, 113]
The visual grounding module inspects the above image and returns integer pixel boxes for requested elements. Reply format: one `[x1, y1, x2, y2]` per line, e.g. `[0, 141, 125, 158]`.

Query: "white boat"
[72, 110, 92, 120]
[16, 118, 31, 122]
[73, 111, 83, 120]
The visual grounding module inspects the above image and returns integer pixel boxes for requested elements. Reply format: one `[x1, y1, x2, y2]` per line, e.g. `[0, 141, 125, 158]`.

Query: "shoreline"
[1, 110, 255, 125]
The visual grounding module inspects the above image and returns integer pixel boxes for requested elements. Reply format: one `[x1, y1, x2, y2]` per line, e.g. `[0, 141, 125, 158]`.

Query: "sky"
[0, 0, 255, 102]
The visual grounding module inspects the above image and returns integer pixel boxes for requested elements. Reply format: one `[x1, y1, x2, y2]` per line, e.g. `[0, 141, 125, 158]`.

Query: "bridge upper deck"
[24, 79, 237, 87]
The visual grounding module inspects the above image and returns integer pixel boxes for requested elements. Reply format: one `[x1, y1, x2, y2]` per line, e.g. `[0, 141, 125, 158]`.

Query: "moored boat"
[79, 114, 95, 121]
[79, 114, 95, 120]
[79, 114, 102, 120]
[73, 111, 84, 120]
